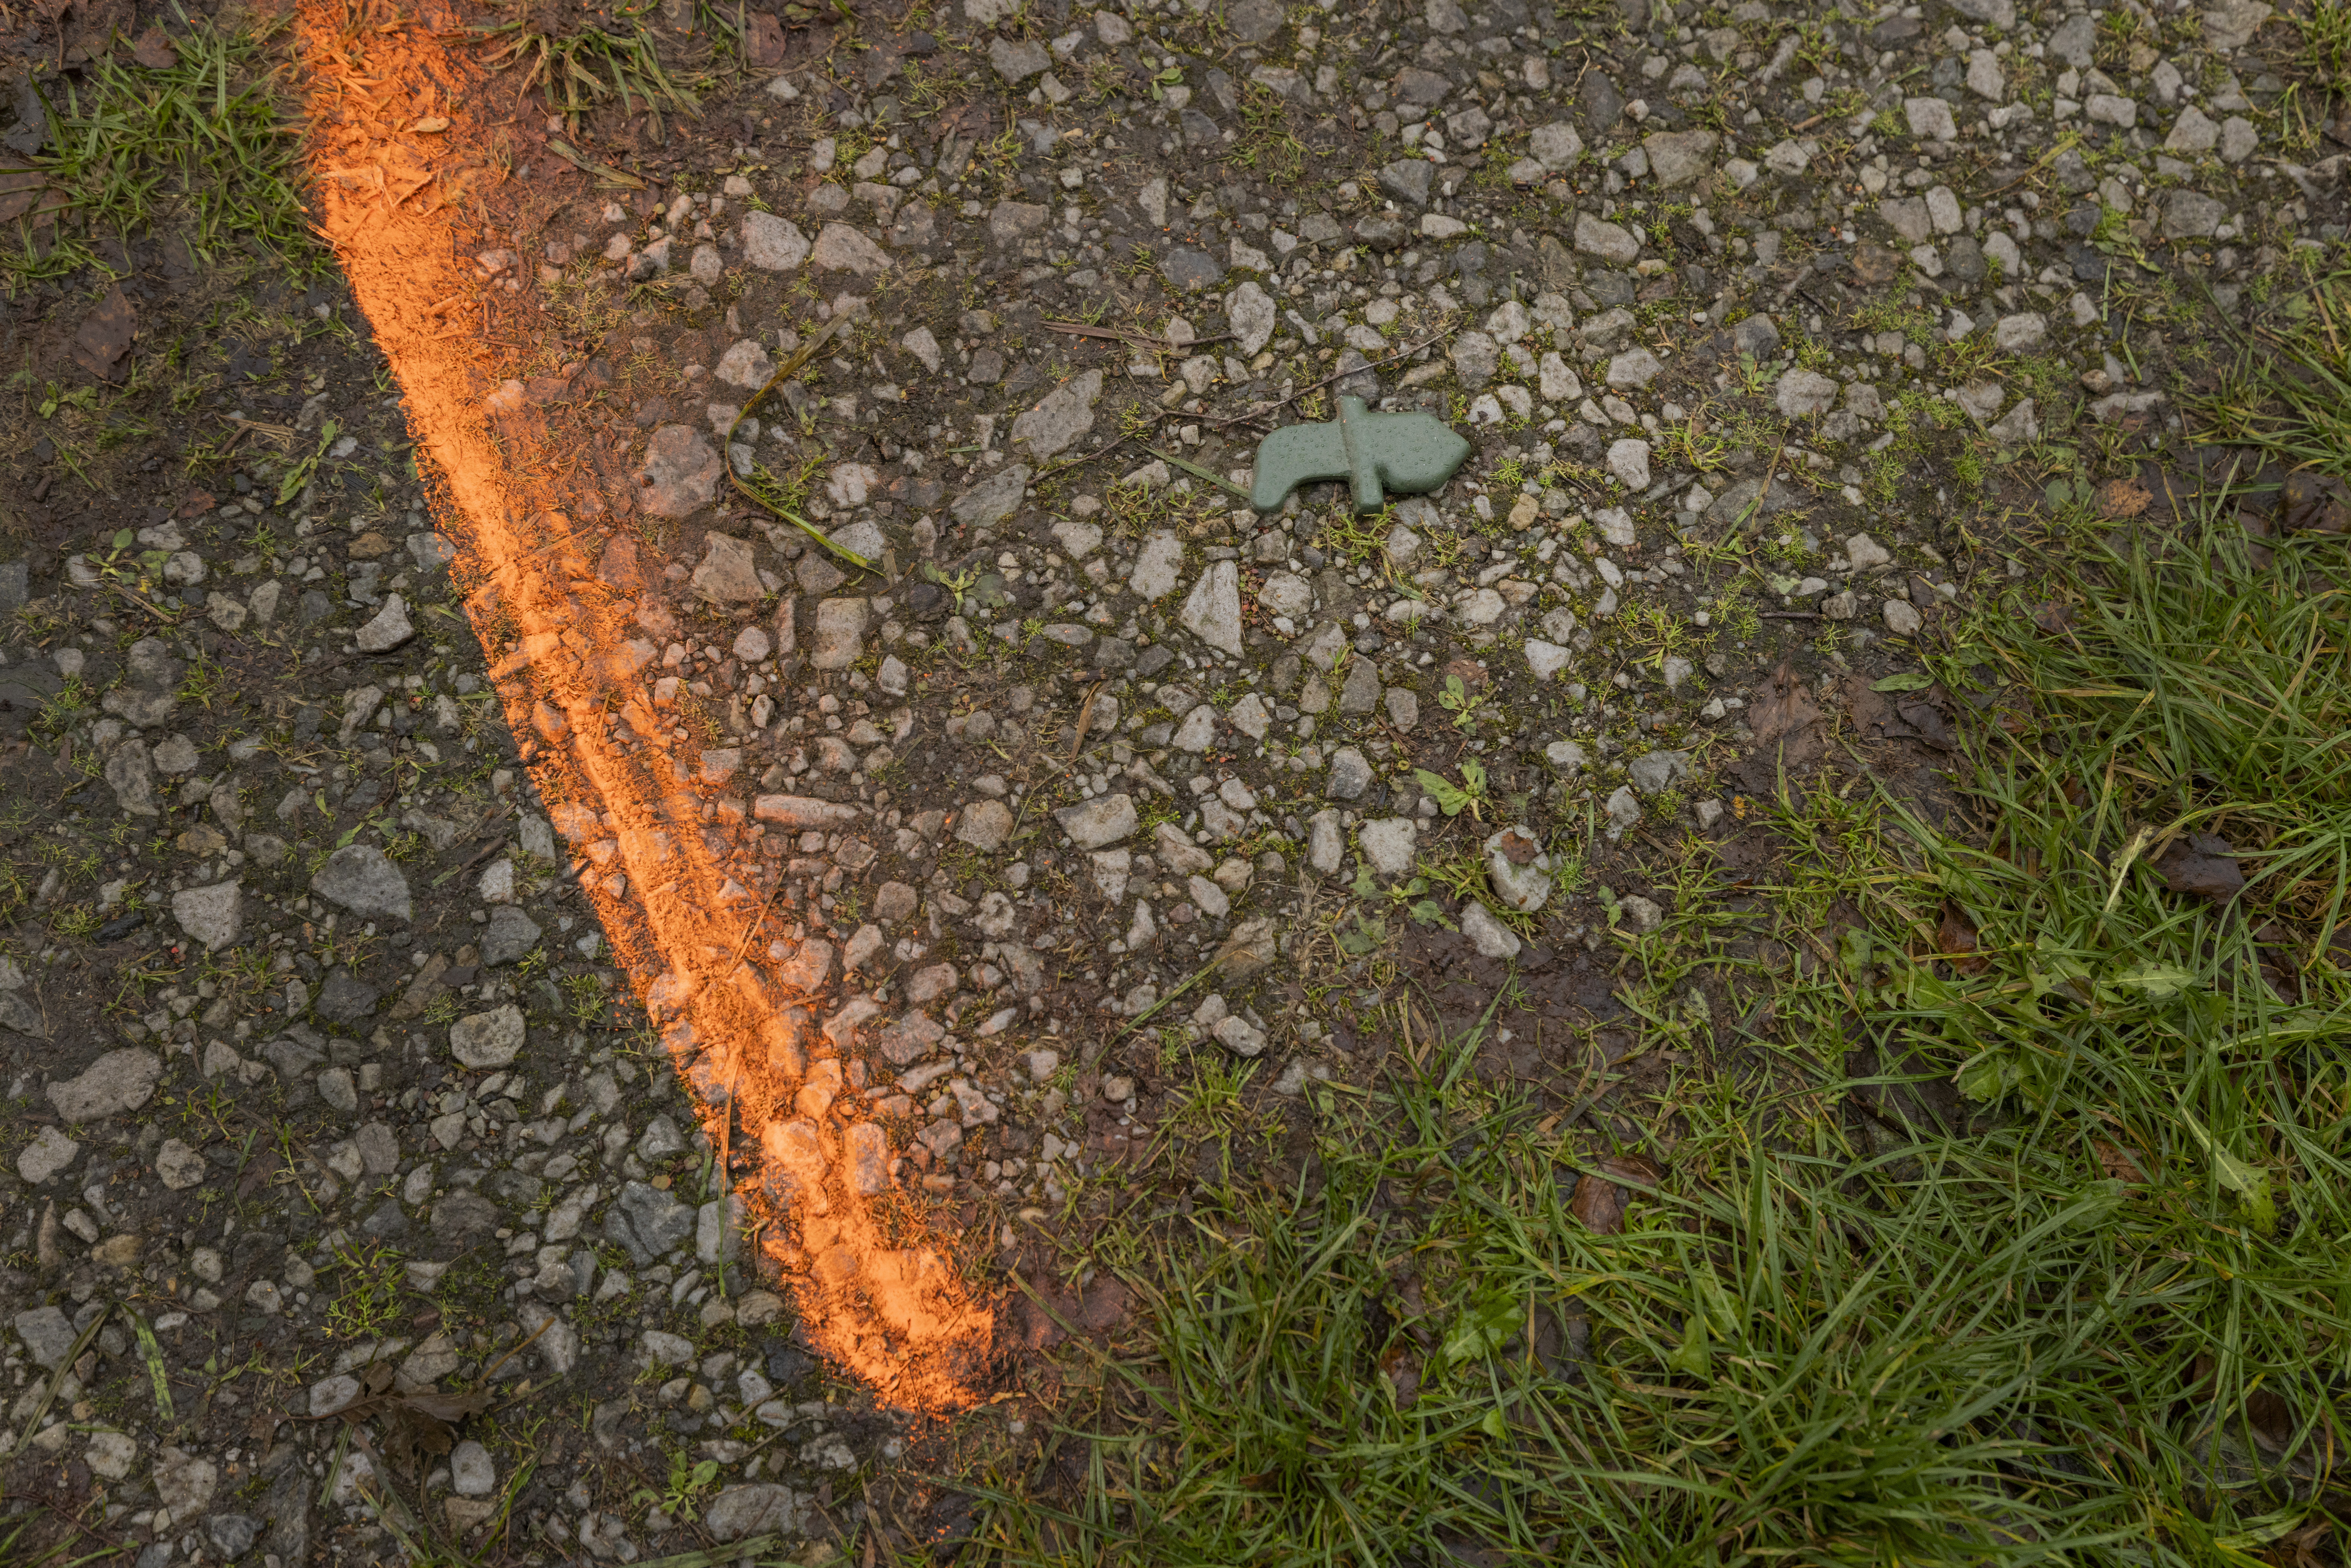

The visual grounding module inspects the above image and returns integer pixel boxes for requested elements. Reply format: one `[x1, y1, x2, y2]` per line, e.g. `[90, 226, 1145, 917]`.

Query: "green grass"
[2, 15, 322, 289]
[949, 355, 2351, 1562]
[466, 0, 709, 138]
[2203, 263, 2351, 484]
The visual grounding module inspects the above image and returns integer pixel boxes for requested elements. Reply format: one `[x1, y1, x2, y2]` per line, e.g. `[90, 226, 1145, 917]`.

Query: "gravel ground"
[3, 0, 2345, 1560]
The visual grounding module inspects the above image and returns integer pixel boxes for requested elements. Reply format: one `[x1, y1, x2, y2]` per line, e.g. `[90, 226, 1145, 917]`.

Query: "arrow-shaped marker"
[1249, 394, 1472, 515]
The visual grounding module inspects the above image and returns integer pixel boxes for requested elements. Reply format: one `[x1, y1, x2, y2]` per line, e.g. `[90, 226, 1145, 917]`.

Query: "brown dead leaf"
[1569, 1155, 1662, 1236]
[2096, 477, 2153, 518]
[1379, 1343, 1421, 1409]
[1495, 828, 1539, 866]
[2092, 1139, 2146, 1184]
[1851, 241, 1901, 284]
[745, 10, 789, 65]
[2281, 472, 2349, 536]
[331, 1359, 494, 1479]
[1735, 662, 1824, 792]
[69, 284, 136, 378]
[2243, 1388, 2294, 1455]
[130, 26, 178, 67]
[2030, 600, 2073, 634]
[2153, 832, 2243, 906]
[1937, 905, 1988, 975]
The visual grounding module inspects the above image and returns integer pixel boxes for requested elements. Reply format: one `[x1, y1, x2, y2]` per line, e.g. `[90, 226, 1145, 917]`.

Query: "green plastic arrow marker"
[1250, 395, 1472, 515]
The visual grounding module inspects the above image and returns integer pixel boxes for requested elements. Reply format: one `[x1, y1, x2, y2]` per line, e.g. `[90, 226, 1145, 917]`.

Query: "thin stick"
[1204, 324, 1456, 431]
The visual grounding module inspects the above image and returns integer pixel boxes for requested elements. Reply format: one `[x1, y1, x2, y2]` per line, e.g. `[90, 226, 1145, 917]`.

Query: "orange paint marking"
[291, 0, 995, 1409]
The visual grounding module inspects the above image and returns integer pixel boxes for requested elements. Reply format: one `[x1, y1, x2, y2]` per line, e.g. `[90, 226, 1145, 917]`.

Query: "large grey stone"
[1377, 158, 1434, 206]
[1162, 248, 1224, 291]
[104, 740, 158, 816]
[1484, 825, 1552, 913]
[989, 35, 1050, 80]
[1179, 561, 1244, 656]
[481, 905, 543, 966]
[1054, 793, 1138, 850]
[705, 1484, 808, 1542]
[1326, 746, 1373, 800]
[1628, 749, 1691, 795]
[1359, 818, 1418, 877]
[12, 1305, 76, 1368]
[989, 200, 1048, 244]
[2161, 189, 2226, 239]
[1460, 900, 1522, 959]
[693, 533, 766, 603]
[741, 211, 809, 270]
[171, 880, 242, 952]
[1573, 211, 1639, 265]
[613, 1180, 696, 1261]
[1229, 281, 1276, 355]
[18, 1126, 78, 1184]
[1642, 128, 1716, 186]
[48, 1048, 162, 1122]
[311, 844, 412, 922]
[1775, 368, 1838, 417]
[206, 1514, 260, 1559]
[1130, 533, 1183, 599]
[950, 464, 1030, 530]
[810, 222, 891, 275]
[449, 1004, 526, 1068]
[1011, 369, 1104, 458]
[639, 425, 724, 518]
[957, 799, 1015, 850]
[354, 594, 414, 653]
[810, 597, 869, 671]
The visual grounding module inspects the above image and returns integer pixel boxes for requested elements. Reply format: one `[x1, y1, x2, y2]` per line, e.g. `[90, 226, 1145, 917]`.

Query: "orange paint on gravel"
[290, 0, 993, 1408]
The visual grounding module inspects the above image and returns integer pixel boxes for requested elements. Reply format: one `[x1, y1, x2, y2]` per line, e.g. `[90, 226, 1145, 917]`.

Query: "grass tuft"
[2, 15, 321, 289]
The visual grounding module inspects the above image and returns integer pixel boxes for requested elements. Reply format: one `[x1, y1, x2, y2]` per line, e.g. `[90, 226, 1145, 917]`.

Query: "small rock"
[1130, 533, 1184, 599]
[1179, 561, 1244, 656]
[311, 845, 413, 922]
[1606, 438, 1651, 490]
[170, 880, 242, 952]
[692, 534, 767, 603]
[1325, 746, 1373, 800]
[13, 1305, 77, 1368]
[355, 594, 414, 653]
[705, 1484, 807, 1542]
[957, 800, 1015, 850]
[449, 1440, 496, 1497]
[207, 1516, 260, 1560]
[481, 905, 543, 966]
[810, 222, 891, 275]
[1642, 128, 1717, 186]
[1618, 895, 1664, 934]
[449, 1004, 527, 1068]
[1775, 368, 1838, 417]
[1460, 900, 1522, 959]
[17, 1126, 79, 1184]
[742, 211, 810, 270]
[1359, 818, 1418, 877]
[48, 1049, 162, 1122]
[1011, 369, 1104, 458]
[1883, 599, 1924, 636]
[1628, 749, 1691, 795]
[1055, 793, 1137, 850]
[810, 597, 869, 671]
[1483, 825, 1552, 913]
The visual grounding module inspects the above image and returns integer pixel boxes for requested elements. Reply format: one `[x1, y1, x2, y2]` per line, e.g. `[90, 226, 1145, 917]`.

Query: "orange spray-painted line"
[289, 0, 994, 1408]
